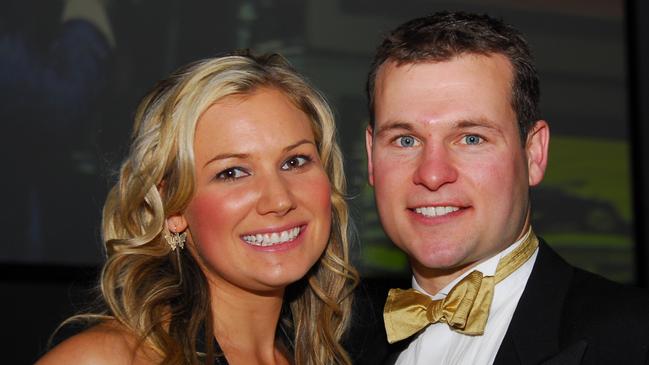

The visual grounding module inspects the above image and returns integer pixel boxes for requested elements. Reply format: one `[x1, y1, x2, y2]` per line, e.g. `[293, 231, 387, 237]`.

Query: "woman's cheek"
[304, 172, 333, 241]
[185, 188, 254, 249]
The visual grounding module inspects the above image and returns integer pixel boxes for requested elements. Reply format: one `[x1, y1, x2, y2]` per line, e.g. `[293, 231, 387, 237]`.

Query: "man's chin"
[409, 251, 474, 275]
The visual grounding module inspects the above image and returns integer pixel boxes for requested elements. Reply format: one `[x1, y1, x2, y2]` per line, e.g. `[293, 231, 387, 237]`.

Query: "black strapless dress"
[198, 322, 295, 364]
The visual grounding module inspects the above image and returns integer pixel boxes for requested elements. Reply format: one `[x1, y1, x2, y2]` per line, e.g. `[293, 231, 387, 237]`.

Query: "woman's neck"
[208, 278, 289, 364]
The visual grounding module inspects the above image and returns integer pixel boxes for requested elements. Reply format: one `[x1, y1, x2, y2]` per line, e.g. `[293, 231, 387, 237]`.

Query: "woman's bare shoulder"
[35, 321, 159, 365]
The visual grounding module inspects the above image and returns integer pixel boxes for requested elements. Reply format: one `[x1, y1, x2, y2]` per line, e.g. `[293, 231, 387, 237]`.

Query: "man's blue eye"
[397, 136, 417, 147]
[464, 135, 482, 145]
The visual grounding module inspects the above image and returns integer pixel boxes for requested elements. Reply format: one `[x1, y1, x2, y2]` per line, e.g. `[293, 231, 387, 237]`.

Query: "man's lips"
[409, 205, 466, 218]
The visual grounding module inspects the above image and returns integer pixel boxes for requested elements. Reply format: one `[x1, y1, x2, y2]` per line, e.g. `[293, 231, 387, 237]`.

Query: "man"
[364, 11, 649, 364]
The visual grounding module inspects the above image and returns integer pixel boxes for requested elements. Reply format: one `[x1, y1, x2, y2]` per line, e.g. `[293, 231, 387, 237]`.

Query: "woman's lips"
[241, 224, 306, 247]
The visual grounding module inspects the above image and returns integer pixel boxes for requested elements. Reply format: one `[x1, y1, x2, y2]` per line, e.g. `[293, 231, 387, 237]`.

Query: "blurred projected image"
[0, 0, 636, 285]
[533, 137, 633, 283]
[1, 0, 114, 265]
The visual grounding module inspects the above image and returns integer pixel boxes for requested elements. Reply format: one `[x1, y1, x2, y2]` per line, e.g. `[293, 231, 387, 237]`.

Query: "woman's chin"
[253, 269, 311, 292]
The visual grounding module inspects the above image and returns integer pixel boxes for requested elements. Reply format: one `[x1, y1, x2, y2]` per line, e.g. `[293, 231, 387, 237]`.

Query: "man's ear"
[526, 120, 550, 187]
[166, 214, 188, 234]
[365, 125, 375, 186]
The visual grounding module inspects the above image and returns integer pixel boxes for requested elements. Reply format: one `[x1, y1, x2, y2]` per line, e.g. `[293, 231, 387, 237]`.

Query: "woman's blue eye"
[397, 136, 417, 147]
[463, 135, 482, 145]
[281, 155, 310, 170]
[216, 167, 248, 181]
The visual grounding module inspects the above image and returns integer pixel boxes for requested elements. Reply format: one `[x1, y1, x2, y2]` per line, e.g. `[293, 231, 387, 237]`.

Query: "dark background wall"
[2, 0, 647, 363]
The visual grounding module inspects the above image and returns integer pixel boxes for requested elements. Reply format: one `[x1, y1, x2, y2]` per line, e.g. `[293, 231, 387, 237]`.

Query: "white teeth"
[242, 226, 303, 246]
[414, 206, 459, 217]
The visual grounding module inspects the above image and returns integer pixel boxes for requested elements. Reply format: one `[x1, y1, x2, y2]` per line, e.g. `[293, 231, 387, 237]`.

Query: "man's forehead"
[374, 53, 515, 113]
[375, 52, 514, 87]
[371, 53, 518, 137]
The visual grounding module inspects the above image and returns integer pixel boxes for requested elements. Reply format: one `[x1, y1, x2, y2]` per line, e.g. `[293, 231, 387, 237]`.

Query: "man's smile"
[412, 206, 460, 218]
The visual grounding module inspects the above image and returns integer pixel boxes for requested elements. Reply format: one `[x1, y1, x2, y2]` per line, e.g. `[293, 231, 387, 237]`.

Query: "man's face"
[366, 53, 548, 278]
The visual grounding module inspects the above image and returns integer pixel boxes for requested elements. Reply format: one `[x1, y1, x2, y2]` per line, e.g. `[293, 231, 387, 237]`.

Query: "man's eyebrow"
[454, 119, 500, 131]
[375, 119, 503, 136]
[375, 121, 415, 136]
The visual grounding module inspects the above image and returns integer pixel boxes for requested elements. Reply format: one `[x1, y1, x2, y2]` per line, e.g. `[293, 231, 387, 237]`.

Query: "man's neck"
[411, 259, 482, 296]
[412, 227, 532, 296]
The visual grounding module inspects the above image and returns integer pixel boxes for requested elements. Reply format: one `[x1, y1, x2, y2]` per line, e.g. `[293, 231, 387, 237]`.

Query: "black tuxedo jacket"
[347, 240, 649, 365]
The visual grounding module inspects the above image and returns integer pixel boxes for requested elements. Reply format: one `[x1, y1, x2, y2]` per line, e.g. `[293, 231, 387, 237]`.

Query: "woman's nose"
[256, 173, 297, 216]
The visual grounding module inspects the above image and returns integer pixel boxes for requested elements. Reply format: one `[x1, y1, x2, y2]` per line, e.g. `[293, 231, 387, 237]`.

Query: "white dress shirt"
[395, 229, 539, 365]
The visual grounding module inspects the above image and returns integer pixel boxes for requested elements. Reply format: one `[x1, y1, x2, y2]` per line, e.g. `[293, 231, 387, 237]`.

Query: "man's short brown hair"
[366, 11, 540, 142]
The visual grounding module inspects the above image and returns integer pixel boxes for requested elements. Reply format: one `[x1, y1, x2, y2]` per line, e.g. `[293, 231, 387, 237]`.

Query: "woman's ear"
[166, 214, 188, 233]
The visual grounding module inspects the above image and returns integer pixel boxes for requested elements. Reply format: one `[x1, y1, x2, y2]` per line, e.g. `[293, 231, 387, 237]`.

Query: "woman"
[37, 52, 358, 364]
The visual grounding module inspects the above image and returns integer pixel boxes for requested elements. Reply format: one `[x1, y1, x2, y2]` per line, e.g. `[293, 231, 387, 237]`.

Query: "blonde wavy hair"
[66, 53, 358, 364]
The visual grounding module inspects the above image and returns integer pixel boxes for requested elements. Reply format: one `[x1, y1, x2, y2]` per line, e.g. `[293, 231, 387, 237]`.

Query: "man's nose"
[412, 145, 458, 191]
[256, 172, 297, 216]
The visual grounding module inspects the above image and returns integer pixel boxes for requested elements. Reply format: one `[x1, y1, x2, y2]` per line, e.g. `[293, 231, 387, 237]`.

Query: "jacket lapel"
[494, 240, 581, 365]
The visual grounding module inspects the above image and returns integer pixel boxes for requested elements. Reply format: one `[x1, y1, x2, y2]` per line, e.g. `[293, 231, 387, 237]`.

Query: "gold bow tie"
[384, 231, 539, 343]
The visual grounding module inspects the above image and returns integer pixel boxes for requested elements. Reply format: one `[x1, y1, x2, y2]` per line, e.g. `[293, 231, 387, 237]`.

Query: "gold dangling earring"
[164, 226, 186, 251]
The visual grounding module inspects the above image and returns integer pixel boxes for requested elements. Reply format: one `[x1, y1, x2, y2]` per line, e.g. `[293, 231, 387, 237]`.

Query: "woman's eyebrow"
[283, 139, 315, 152]
[203, 153, 249, 168]
[202, 139, 315, 168]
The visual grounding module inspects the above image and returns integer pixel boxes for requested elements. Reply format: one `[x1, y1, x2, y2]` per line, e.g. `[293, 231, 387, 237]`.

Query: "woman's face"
[179, 87, 331, 294]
